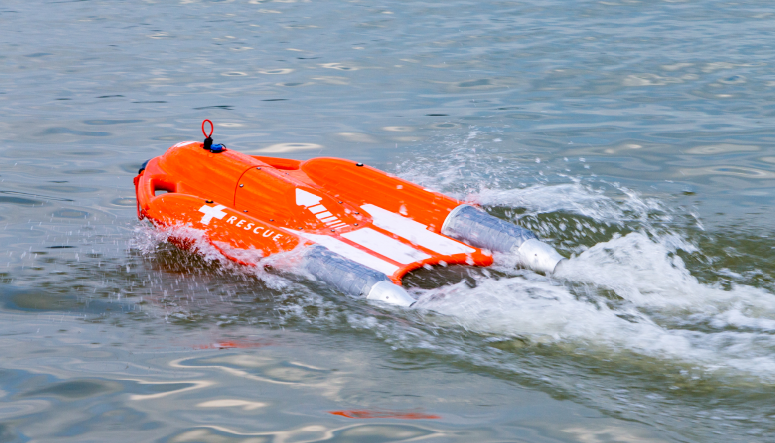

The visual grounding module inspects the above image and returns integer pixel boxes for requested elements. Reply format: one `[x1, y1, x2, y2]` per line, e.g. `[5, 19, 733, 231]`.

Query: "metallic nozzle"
[366, 281, 416, 307]
[515, 238, 565, 274]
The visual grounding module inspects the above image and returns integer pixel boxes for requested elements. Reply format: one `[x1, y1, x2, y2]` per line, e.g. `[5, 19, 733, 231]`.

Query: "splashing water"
[134, 130, 775, 384]
[414, 231, 775, 380]
[391, 131, 775, 383]
[130, 129, 775, 440]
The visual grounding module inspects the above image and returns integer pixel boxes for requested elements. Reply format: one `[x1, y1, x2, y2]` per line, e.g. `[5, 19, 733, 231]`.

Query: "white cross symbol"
[198, 204, 227, 225]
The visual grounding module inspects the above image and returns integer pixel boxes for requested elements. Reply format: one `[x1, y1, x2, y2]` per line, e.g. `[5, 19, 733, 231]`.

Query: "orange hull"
[134, 141, 493, 284]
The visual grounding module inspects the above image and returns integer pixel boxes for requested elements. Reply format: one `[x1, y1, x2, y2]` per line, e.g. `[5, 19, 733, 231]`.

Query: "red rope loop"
[202, 119, 214, 138]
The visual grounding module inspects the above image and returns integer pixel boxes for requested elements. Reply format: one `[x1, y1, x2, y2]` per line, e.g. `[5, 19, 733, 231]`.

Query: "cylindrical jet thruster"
[301, 245, 416, 306]
[441, 205, 565, 274]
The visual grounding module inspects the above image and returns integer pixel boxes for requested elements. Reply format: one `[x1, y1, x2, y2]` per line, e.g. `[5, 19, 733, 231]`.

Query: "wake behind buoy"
[134, 121, 565, 306]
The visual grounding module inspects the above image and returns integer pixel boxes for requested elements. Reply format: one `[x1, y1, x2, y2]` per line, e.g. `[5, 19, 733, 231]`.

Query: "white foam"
[410, 231, 775, 380]
[392, 132, 775, 380]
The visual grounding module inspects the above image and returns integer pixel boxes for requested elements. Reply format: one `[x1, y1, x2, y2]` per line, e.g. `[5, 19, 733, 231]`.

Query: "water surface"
[2, 0, 775, 441]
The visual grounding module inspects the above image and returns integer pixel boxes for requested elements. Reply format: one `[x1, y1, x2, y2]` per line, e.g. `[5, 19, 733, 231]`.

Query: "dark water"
[2, 0, 775, 441]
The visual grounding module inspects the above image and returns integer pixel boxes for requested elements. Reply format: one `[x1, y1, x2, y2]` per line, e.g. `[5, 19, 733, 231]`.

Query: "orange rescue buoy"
[134, 122, 565, 306]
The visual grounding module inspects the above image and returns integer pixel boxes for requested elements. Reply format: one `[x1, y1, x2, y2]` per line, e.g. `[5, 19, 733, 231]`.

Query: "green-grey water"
[2, 0, 775, 441]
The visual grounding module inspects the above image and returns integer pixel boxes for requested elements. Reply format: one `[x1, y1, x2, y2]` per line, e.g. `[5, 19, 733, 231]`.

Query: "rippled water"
[3, 0, 775, 441]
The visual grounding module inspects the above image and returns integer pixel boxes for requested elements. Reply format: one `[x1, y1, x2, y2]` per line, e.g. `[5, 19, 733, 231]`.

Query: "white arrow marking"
[198, 204, 227, 225]
[295, 188, 323, 207]
[295, 188, 347, 230]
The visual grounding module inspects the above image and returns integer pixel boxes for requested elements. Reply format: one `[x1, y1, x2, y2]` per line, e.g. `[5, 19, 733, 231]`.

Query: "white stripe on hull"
[361, 204, 475, 255]
[296, 231, 399, 276]
[341, 228, 431, 264]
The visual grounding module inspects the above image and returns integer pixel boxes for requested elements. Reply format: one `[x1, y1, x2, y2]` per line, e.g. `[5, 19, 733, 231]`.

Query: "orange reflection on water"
[329, 410, 441, 420]
[194, 340, 271, 350]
